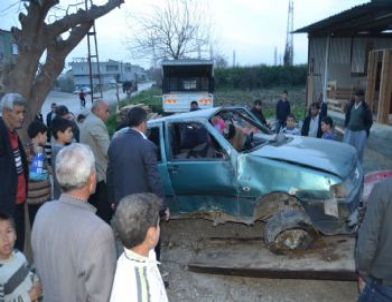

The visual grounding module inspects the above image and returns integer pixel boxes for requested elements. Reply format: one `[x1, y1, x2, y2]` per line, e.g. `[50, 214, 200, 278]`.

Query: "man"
[190, 100, 200, 111]
[79, 89, 86, 108]
[31, 143, 116, 302]
[55, 105, 80, 142]
[0, 93, 28, 251]
[107, 107, 169, 259]
[344, 89, 373, 161]
[45, 102, 56, 132]
[80, 100, 112, 223]
[275, 90, 291, 133]
[301, 102, 322, 138]
[250, 99, 268, 126]
[355, 178, 392, 301]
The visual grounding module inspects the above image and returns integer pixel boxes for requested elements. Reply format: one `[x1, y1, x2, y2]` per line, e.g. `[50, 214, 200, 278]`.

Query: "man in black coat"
[301, 102, 322, 138]
[0, 93, 29, 251]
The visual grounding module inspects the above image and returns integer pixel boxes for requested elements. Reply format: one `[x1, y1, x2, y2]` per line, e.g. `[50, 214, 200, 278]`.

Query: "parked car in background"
[146, 107, 363, 251]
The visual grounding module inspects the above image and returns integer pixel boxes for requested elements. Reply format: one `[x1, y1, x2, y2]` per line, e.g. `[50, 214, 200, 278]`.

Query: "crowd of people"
[0, 88, 389, 301]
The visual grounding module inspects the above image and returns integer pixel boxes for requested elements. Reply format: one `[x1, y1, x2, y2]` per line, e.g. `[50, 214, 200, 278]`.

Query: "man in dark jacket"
[355, 178, 392, 301]
[301, 102, 322, 138]
[251, 99, 268, 126]
[275, 90, 291, 133]
[343, 89, 373, 161]
[0, 93, 29, 251]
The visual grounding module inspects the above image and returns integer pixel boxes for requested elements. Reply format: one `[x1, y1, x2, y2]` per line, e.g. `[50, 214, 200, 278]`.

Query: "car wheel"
[264, 209, 318, 253]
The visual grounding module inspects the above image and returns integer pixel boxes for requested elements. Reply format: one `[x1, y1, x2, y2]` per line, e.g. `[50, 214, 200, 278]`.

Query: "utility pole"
[283, 0, 294, 66]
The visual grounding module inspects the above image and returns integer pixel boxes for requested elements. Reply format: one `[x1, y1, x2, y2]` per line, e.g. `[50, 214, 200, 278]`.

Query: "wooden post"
[378, 49, 392, 124]
[366, 50, 378, 113]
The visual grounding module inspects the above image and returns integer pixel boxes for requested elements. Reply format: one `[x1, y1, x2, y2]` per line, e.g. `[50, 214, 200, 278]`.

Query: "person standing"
[344, 89, 373, 161]
[80, 100, 112, 223]
[355, 178, 392, 301]
[251, 99, 268, 127]
[275, 90, 291, 133]
[0, 93, 28, 251]
[79, 89, 86, 108]
[301, 102, 322, 138]
[31, 143, 116, 302]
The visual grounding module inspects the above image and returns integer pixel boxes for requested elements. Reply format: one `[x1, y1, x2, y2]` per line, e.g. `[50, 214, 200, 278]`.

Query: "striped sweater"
[110, 249, 168, 302]
[0, 250, 37, 302]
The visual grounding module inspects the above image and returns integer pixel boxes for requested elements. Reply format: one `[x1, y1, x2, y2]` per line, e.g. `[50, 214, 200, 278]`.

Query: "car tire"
[264, 209, 318, 253]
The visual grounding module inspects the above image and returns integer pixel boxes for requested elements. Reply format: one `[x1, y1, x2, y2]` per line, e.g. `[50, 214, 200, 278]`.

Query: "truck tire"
[264, 209, 318, 252]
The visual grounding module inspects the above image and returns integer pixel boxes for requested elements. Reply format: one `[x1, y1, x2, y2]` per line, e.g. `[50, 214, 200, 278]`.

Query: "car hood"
[250, 136, 357, 179]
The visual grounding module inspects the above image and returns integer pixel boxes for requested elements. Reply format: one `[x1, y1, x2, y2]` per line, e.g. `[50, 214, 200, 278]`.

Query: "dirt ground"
[160, 140, 392, 302]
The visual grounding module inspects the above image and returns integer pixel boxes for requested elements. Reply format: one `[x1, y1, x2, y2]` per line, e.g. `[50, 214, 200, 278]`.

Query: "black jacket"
[276, 99, 291, 123]
[301, 115, 322, 138]
[0, 117, 29, 215]
[251, 107, 267, 125]
[344, 100, 373, 137]
[107, 128, 166, 210]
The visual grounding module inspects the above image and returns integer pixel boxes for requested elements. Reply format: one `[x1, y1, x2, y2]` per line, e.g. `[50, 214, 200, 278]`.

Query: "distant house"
[295, 0, 392, 124]
[69, 59, 147, 90]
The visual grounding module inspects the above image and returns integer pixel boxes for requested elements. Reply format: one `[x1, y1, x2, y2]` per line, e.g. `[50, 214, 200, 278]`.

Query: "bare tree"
[1, 0, 123, 140]
[127, 0, 211, 64]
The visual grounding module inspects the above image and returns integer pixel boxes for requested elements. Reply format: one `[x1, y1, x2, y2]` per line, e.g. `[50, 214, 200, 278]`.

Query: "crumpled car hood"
[250, 136, 357, 179]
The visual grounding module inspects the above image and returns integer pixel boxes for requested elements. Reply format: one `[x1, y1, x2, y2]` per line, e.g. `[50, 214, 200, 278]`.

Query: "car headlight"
[330, 178, 354, 198]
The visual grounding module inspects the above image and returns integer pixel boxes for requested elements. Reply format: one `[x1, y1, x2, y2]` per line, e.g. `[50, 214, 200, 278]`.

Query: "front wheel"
[264, 209, 318, 253]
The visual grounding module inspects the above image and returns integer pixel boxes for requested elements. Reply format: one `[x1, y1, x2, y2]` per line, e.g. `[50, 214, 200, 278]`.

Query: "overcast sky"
[0, 0, 370, 69]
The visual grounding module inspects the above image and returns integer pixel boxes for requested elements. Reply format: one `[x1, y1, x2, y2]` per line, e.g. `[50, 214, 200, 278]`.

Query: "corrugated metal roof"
[294, 1, 392, 36]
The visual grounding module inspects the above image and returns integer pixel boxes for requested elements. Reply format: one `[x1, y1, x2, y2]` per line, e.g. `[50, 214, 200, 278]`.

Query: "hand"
[164, 208, 170, 221]
[111, 203, 116, 210]
[29, 282, 42, 301]
[357, 273, 366, 293]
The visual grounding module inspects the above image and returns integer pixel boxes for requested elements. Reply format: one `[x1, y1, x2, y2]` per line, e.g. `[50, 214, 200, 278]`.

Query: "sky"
[0, 0, 370, 70]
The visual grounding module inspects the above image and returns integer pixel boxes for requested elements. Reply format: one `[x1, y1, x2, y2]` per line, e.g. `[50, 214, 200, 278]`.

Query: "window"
[147, 126, 162, 162]
[168, 122, 227, 160]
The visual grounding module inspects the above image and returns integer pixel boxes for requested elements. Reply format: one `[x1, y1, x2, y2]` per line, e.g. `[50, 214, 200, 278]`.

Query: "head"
[112, 193, 161, 251]
[55, 143, 96, 195]
[354, 89, 365, 104]
[92, 100, 110, 122]
[309, 102, 320, 117]
[51, 117, 73, 144]
[190, 101, 199, 111]
[0, 211, 16, 260]
[286, 114, 296, 129]
[1, 93, 26, 131]
[253, 99, 262, 110]
[55, 105, 74, 121]
[76, 114, 86, 124]
[128, 107, 148, 134]
[282, 90, 288, 100]
[51, 102, 57, 113]
[321, 116, 334, 133]
[28, 120, 48, 146]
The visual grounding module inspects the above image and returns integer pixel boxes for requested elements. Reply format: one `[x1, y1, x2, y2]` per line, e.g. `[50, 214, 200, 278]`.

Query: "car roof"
[149, 107, 221, 124]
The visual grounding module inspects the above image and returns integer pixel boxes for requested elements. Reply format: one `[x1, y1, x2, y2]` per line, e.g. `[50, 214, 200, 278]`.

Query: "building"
[295, 0, 392, 125]
[69, 58, 147, 90]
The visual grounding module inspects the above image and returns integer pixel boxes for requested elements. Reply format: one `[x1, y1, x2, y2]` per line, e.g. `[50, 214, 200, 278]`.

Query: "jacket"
[344, 100, 373, 137]
[276, 99, 291, 123]
[0, 117, 29, 215]
[107, 128, 165, 209]
[80, 113, 110, 182]
[31, 194, 117, 302]
[301, 115, 322, 138]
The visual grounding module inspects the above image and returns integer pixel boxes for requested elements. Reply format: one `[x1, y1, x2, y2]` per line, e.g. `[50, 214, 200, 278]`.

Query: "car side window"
[147, 126, 162, 162]
[168, 122, 227, 161]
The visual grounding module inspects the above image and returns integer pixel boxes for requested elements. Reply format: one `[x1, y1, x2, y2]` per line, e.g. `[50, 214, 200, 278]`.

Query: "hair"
[310, 102, 320, 110]
[321, 116, 334, 127]
[128, 107, 147, 127]
[283, 90, 288, 95]
[112, 193, 161, 249]
[0, 211, 15, 229]
[190, 101, 198, 107]
[27, 120, 47, 139]
[55, 143, 95, 192]
[51, 117, 73, 139]
[1, 93, 26, 112]
[91, 99, 105, 113]
[76, 114, 86, 123]
[354, 89, 365, 97]
[55, 105, 69, 117]
[51, 102, 57, 108]
[286, 113, 296, 121]
[253, 99, 262, 106]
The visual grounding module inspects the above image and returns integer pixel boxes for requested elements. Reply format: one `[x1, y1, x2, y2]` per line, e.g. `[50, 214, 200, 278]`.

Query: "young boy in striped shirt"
[110, 193, 168, 302]
[0, 211, 42, 301]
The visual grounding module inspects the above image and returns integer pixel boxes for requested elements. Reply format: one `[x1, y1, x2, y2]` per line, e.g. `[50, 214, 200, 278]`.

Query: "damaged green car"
[147, 107, 363, 250]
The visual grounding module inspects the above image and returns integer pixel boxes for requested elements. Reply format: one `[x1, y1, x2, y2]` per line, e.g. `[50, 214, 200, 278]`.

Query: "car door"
[165, 120, 240, 217]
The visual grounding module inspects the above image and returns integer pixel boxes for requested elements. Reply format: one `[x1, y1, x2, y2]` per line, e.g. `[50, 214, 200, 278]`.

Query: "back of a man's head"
[113, 193, 161, 249]
[128, 107, 147, 128]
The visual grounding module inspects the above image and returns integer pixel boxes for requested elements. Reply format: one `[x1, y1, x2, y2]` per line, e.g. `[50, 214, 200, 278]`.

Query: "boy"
[321, 116, 336, 140]
[110, 193, 168, 302]
[27, 120, 51, 226]
[51, 117, 73, 199]
[280, 114, 300, 135]
[0, 211, 42, 301]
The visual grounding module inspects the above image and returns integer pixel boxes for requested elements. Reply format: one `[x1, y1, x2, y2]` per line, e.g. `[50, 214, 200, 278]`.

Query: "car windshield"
[210, 109, 277, 152]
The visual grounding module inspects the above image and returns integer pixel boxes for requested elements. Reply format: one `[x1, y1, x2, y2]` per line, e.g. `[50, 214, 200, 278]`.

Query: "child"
[280, 114, 300, 135]
[51, 117, 73, 199]
[27, 120, 51, 226]
[321, 116, 336, 140]
[110, 193, 168, 302]
[0, 211, 42, 301]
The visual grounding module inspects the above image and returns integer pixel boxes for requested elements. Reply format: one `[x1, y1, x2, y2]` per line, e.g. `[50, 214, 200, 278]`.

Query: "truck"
[161, 59, 214, 113]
